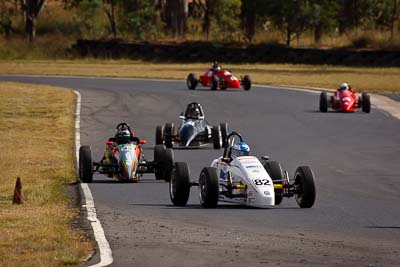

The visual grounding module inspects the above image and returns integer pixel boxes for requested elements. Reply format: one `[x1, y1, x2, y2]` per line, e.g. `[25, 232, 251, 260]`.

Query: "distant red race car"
[186, 63, 251, 91]
[319, 83, 371, 113]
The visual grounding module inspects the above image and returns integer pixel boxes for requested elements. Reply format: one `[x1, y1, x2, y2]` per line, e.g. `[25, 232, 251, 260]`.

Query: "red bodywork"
[331, 89, 360, 112]
[199, 69, 241, 89]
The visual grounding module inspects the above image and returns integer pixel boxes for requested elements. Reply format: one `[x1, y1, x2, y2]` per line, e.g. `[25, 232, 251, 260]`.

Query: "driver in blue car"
[184, 102, 204, 120]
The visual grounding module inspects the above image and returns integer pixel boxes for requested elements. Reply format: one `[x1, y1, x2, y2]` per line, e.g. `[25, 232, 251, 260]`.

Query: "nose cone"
[120, 161, 134, 179]
[341, 97, 353, 111]
[118, 145, 136, 179]
[179, 124, 196, 146]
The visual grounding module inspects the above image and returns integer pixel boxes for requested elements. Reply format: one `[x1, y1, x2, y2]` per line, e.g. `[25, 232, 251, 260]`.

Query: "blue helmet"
[231, 141, 250, 158]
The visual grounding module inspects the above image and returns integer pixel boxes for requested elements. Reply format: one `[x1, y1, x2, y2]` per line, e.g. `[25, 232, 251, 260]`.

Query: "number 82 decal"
[253, 179, 270, 186]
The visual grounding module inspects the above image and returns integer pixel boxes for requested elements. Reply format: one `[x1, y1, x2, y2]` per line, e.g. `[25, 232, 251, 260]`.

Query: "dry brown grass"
[1, 60, 400, 92]
[0, 82, 92, 266]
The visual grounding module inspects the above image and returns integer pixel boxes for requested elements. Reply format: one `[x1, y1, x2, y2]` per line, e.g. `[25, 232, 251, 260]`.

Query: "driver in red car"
[211, 61, 222, 73]
[338, 82, 352, 92]
[101, 123, 139, 163]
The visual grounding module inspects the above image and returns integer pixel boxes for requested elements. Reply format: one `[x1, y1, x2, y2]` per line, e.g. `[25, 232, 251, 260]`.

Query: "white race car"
[169, 132, 316, 208]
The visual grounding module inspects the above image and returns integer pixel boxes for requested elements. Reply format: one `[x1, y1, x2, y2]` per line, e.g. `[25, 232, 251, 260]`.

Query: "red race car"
[186, 62, 251, 91]
[319, 83, 371, 113]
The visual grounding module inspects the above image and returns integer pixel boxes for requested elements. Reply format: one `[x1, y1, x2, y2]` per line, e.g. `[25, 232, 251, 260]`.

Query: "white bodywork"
[211, 156, 275, 207]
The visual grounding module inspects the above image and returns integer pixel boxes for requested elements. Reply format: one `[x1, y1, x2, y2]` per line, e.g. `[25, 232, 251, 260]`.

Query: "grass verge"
[1, 60, 400, 93]
[0, 82, 92, 266]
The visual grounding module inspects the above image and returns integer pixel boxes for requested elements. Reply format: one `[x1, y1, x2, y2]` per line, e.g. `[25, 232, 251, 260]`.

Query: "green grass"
[0, 82, 92, 266]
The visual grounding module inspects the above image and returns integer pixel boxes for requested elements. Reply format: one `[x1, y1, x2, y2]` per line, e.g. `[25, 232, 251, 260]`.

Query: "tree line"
[0, 0, 399, 46]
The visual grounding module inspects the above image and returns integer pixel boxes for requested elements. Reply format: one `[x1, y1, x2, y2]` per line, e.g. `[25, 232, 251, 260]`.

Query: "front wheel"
[198, 167, 219, 208]
[79, 146, 93, 183]
[155, 125, 164, 145]
[263, 161, 284, 205]
[242, 75, 251, 91]
[362, 93, 371, 113]
[187, 73, 198, 90]
[164, 123, 174, 148]
[154, 145, 174, 182]
[170, 162, 191, 206]
[219, 123, 228, 148]
[319, 92, 328, 112]
[211, 125, 221, 149]
[294, 166, 316, 208]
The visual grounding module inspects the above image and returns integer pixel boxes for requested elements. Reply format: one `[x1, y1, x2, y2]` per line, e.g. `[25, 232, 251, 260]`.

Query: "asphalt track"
[1, 76, 400, 266]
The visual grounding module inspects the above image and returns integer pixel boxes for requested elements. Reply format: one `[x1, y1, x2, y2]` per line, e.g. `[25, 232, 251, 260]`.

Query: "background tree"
[266, 0, 314, 46]
[22, 0, 45, 42]
[165, 0, 188, 37]
[103, 0, 117, 38]
[0, 0, 14, 38]
[310, 0, 340, 43]
[374, 0, 399, 39]
[120, 0, 165, 40]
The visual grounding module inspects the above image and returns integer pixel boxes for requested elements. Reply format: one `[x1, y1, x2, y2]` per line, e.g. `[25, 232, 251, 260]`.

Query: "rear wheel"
[294, 166, 316, 208]
[211, 75, 218, 90]
[79, 146, 93, 183]
[170, 162, 191, 206]
[263, 161, 284, 205]
[154, 145, 174, 182]
[319, 92, 328, 112]
[155, 125, 164, 145]
[242, 75, 251, 91]
[187, 73, 198, 90]
[164, 123, 174, 148]
[219, 123, 228, 148]
[212, 125, 221, 149]
[198, 167, 219, 208]
[362, 93, 371, 113]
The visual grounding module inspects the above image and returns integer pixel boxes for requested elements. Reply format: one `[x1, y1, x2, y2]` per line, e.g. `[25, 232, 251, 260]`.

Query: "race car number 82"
[253, 179, 270, 186]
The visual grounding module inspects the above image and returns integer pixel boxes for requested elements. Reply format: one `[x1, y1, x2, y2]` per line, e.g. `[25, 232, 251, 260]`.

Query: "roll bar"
[223, 131, 244, 159]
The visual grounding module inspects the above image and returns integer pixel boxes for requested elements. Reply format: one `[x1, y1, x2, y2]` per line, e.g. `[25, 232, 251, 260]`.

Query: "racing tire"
[187, 73, 198, 90]
[358, 96, 362, 108]
[79, 146, 93, 183]
[294, 166, 316, 208]
[211, 75, 218, 91]
[164, 123, 174, 148]
[263, 161, 284, 205]
[242, 75, 251, 91]
[219, 123, 228, 148]
[211, 125, 222, 149]
[155, 125, 164, 145]
[319, 92, 328, 112]
[154, 145, 174, 182]
[361, 93, 371, 113]
[198, 167, 219, 208]
[170, 162, 191, 206]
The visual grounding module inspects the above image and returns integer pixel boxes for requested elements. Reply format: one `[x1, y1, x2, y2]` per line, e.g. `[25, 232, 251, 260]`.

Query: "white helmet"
[339, 82, 349, 91]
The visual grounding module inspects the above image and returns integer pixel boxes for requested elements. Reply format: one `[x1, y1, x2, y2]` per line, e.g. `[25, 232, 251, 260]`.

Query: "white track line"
[74, 90, 113, 267]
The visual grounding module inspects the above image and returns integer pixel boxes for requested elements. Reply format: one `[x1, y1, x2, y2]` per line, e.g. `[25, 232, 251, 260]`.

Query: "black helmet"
[116, 129, 131, 144]
[186, 102, 202, 119]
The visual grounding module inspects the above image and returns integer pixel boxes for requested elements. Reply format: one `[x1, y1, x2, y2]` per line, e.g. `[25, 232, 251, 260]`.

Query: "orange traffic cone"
[12, 177, 24, 204]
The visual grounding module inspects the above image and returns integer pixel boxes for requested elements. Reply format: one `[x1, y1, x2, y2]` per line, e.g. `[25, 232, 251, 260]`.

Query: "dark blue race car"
[156, 102, 228, 149]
